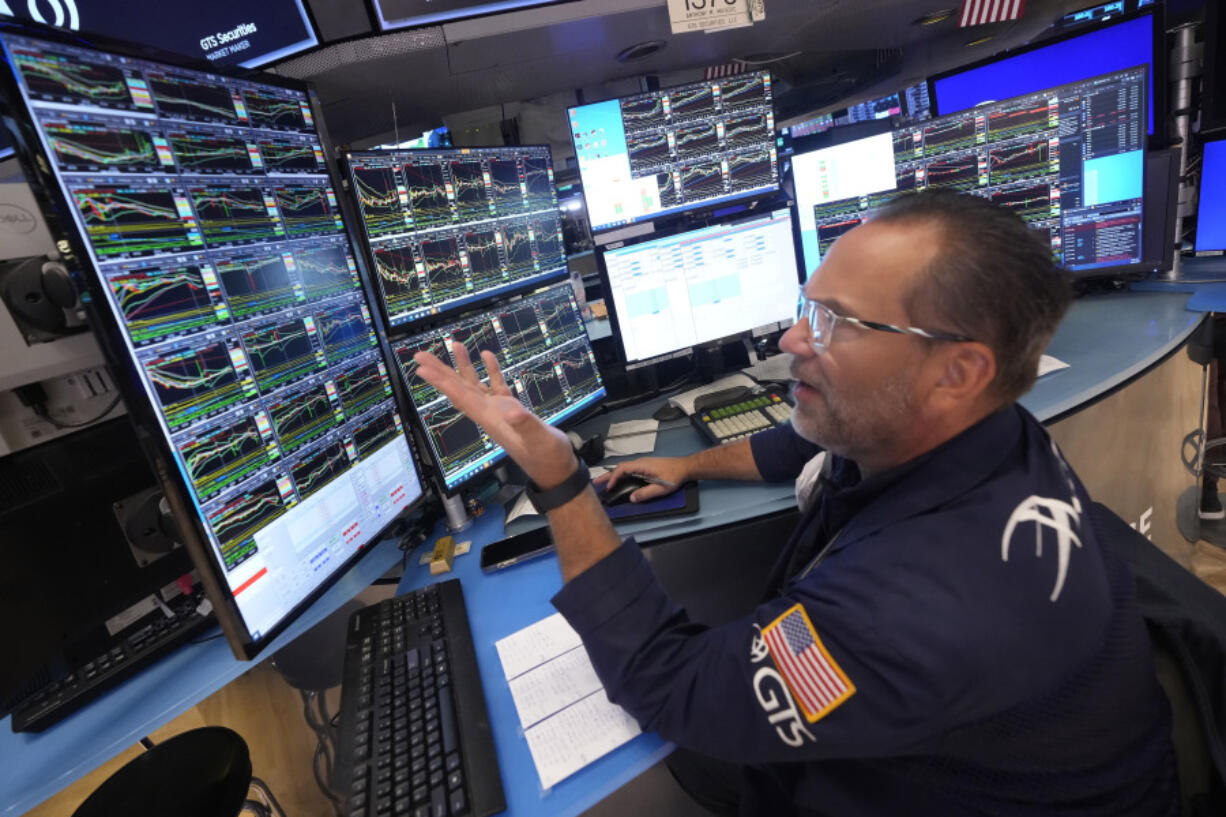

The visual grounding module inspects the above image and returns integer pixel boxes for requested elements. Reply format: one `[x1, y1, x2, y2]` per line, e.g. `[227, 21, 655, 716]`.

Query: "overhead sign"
[667, 0, 764, 34]
[0, 0, 318, 68]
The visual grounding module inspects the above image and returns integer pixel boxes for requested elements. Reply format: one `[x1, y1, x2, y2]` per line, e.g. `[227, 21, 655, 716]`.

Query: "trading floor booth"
[1, 2, 1224, 816]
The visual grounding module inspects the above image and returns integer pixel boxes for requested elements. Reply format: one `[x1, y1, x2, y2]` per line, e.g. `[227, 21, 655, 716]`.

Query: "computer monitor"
[901, 81, 931, 121]
[1195, 138, 1226, 254]
[567, 71, 779, 233]
[598, 207, 800, 369]
[929, 7, 1162, 136]
[0, 0, 319, 69]
[834, 93, 901, 125]
[1201, 0, 1226, 136]
[344, 145, 568, 330]
[390, 280, 605, 492]
[0, 24, 426, 660]
[793, 66, 1149, 278]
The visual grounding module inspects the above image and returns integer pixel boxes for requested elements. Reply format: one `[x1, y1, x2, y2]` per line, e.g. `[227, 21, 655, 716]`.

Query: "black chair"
[1089, 502, 1226, 816]
[70, 727, 285, 817]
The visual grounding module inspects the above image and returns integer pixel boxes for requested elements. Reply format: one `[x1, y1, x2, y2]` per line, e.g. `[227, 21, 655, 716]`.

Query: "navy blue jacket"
[553, 405, 1178, 816]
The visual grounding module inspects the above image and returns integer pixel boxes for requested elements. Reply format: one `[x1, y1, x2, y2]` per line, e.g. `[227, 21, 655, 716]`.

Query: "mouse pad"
[595, 481, 700, 521]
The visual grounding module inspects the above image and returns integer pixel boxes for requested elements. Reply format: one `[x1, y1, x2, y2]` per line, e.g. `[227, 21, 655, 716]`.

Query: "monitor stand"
[694, 339, 751, 383]
[490, 464, 528, 516]
[442, 494, 473, 532]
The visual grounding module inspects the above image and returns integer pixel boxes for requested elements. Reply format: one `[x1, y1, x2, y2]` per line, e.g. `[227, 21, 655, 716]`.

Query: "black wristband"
[525, 459, 591, 513]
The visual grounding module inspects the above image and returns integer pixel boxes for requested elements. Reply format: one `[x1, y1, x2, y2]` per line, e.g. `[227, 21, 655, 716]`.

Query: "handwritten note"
[496, 614, 642, 789]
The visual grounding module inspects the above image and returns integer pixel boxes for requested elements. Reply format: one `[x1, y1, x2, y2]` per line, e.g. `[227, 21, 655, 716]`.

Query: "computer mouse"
[602, 475, 651, 507]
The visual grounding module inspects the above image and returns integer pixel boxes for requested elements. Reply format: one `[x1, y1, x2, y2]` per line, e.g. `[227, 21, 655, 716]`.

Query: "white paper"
[496, 614, 642, 789]
[507, 646, 603, 729]
[668, 373, 758, 416]
[503, 491, 540, 525]
[522, 691, 643, 790]
[1038, 354, 1070, 377]
[740, 354, 793, 384]
[495, 613, 584, 681]
[603, 419, 659, 456]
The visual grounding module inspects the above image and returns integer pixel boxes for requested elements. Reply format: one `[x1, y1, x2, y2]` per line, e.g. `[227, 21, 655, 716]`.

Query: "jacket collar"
[827, 404, 1025, 550]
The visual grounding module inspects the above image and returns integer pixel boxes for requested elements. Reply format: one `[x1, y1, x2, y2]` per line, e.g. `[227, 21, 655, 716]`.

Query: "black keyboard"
[9, 589, 212, 732]
[335, 579, 505, 817]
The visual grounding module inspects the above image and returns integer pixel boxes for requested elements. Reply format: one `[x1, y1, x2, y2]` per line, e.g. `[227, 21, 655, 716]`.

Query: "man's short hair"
[872, 189, 1073, 403]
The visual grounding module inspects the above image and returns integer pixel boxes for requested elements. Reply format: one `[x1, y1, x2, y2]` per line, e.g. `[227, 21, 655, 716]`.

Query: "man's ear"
[930, 342, 997, 407]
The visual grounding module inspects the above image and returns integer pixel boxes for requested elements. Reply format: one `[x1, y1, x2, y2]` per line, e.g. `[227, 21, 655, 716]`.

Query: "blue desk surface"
[0, 289, 1204, 817]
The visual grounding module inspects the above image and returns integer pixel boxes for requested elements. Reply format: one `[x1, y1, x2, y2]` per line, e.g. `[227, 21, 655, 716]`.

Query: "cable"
[33, 391, 122, 429]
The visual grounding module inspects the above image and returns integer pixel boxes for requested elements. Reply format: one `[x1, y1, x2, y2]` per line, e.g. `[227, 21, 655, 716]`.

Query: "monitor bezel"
[1195, 136, 1226, 254]
[594, 206, 804, 371]
[342, 144, 572, 335]
[566, 70, 781, 236]
[1201, 0, 1226, 137]
[927, 6, 1166, 141]
[0, 20, 428, 661]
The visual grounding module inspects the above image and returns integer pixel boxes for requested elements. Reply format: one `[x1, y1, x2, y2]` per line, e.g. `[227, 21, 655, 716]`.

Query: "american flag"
[762, 605, 855, 722]
[959, 0, 1026, 27]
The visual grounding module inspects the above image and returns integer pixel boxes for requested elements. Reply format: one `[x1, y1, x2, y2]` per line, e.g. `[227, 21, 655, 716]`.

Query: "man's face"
[779, 219, 944, 463]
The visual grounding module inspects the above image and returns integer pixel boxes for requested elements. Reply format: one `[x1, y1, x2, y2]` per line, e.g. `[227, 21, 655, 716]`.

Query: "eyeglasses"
[795, 287, 974, 353]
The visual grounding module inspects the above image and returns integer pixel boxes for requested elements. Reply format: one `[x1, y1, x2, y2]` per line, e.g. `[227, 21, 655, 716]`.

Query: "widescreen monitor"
[834, 93, 901, 125]
[567, 71, 779, 233]
[0, 24, 425, 660]
[391, 281, 605, 492]
[793, 66, 1148, 278]
[1195, 139, 1226, 254]
[345, 145, 568, 330]
[599, 208, 800, 369]
[930, 9, 1161, 135]
[0, 0, 318, 69]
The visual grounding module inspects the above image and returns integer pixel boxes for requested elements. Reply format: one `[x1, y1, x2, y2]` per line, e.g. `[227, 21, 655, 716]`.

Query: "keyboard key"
[447, 770, 462, 791]
[430, 788, 446, 817]
[449, 790, 466, 815]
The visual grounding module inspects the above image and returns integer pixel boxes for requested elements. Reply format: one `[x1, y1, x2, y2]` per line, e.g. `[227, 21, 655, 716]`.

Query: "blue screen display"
[1197, 140, 1226, 253]
[933, 14, 1156, 134]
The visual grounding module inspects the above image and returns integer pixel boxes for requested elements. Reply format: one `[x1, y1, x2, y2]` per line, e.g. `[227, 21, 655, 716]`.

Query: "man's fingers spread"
[483, 351, 510, 394]
[451, 342, 481, 384]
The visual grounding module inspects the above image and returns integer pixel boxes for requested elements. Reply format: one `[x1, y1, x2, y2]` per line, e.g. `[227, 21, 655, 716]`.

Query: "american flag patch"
[762, 605, 855, 723]
[959, 0, 1026, 27]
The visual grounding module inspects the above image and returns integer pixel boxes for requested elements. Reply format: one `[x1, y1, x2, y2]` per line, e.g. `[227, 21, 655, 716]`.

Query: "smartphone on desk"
[480, 525, 555, 571]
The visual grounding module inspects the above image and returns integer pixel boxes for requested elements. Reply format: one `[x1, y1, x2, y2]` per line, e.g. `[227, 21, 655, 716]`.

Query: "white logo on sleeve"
[749, 625, 815, 747]
[1001, 440, 1085, 603]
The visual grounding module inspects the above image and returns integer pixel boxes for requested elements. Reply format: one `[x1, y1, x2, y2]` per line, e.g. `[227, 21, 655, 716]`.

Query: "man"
[413, 190, 1178, 815]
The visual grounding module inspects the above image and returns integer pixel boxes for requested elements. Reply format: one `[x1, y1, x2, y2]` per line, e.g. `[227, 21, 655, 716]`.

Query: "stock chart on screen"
[568, 71, 778, 232]
[792, 67, 1147, 275]
[0, 29, 422, 645]
[390, 281, 604, 490]
[346, 145, 568, 329]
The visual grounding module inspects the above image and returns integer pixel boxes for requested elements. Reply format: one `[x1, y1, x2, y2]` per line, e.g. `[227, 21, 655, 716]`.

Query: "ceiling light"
[913, 8, 956, 26]
[616, 40, 666, 63]
[965, 34, 995, 47]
